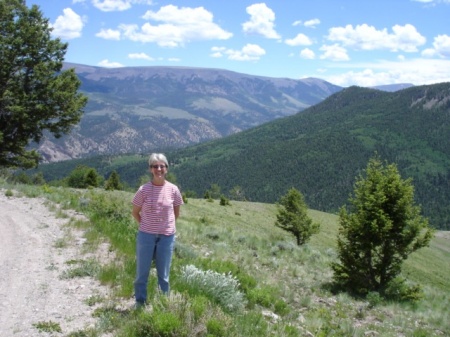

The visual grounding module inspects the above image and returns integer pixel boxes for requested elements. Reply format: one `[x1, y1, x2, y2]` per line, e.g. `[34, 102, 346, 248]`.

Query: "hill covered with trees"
[32, 82, 450, 229]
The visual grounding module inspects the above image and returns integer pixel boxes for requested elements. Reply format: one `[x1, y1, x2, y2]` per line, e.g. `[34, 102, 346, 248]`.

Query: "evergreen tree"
[275, 187, 320, 245]
[0, 0, 87, 169]
[332, 156, 434, 295]
[105, 170, 121, 190]
[85, 168, 99, 188]
[67, 165, 100, 188]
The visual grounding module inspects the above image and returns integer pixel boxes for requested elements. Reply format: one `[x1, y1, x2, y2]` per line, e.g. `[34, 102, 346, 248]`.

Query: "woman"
[131, 153, 184, 307]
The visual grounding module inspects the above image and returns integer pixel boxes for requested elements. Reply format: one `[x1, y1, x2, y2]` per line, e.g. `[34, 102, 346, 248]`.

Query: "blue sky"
[27, 0, 450, 87]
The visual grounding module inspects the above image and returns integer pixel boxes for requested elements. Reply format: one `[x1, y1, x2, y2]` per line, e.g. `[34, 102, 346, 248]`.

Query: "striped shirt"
[132, 181, 184, 235]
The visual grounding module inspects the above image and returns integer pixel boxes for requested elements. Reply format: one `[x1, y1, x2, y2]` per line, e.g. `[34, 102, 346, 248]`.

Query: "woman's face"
[149, 161, 167, 179]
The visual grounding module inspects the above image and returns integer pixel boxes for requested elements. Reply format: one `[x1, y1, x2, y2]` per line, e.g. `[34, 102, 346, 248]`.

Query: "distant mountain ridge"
[34, 81, 450, 228]
[37, 63, 342, 162]
[164, 82, 450, 229]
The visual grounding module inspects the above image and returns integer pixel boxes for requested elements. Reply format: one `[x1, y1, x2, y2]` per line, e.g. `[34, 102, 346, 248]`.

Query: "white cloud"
[327, 24, 426, 52]
[92, 0, 153, 12]
[128, 53, 154, 61]
[210, 46, 226, 58]
[433, 34, 450, 57]
[322, 58, 450, 87]
[96, 28, 121, 40]
[420, 34, 450, 58]
[168, 58, 180, 62]
[421, 48, 438, 57]
[242, 3, 281, 39]
[292, 20, 302, 26]
[300, 48, 315, 59]
[304, 18, 320, 28]
[227, 45, 265, 61]
[116, 5, 232, 47]
[285, 33, 313, 46]
[92, 0, 131, 11]
[50, 8, 84, 39]
[213, 44, 266, 61]
[319, 44, 350, 61]
[411, 0, 450, 3]
[98, 59, 124, 67]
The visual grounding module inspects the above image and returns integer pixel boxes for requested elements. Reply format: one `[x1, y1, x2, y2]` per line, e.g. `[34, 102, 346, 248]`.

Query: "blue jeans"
[134, 231, 175, 303]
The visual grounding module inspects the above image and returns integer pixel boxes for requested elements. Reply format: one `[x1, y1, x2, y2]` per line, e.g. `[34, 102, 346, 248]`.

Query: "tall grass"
[1, 179, 449, 336]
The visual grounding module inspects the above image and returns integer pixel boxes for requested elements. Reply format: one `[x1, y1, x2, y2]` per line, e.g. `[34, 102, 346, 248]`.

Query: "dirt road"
[0, 191, 110, 336]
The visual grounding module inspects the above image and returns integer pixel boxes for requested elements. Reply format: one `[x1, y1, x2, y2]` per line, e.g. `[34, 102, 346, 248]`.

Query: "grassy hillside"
[1, 181, 449, 336]
[31, 82, 450, 229]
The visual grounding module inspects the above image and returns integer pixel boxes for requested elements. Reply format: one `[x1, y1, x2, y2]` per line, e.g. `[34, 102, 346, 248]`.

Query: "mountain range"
[162, 83, 450, 229]
[36, 63, 343, 162]
[35, 81, 450, 229]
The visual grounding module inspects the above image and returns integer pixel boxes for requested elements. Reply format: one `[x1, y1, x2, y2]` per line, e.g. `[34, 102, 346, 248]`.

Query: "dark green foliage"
[104, 170, 122, 190]
[12, 171, 32, 184]
[220, 195, 231, 206]
[204, 190, 212, 200]
[206, 318, 226, 336]
[0, 0, 87, 168]
[167, 84, 450, 229]
[67, 165, 101, 188]
[206, 183, 221, 199]
[331, 157, 434, 296]
[275, 188, 320, 245]
[85, 169, 99, 188]
[229, 185, 246, 201]
[32, 171, 45, 185]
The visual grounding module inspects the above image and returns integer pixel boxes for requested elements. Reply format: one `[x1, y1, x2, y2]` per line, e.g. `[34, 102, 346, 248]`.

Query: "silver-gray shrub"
[180, 264, 247, 312]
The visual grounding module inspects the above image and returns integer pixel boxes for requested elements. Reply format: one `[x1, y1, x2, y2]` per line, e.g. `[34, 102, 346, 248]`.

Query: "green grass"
[1, 179, 449, 337]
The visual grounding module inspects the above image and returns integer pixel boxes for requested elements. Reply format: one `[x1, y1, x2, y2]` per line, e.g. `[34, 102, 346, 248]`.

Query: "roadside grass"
[1, 179, 449, 336]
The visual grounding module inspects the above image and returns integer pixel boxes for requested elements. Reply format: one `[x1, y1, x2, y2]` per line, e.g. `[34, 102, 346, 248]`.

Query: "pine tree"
[275, 187, 320, 245]
[332, 156, 434, 295]
[105, 170, 122, 190]
[0, 0, 87, 168]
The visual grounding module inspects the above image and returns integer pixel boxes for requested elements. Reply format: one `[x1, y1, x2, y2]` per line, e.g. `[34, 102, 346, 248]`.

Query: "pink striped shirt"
[132, 181, 184, 235]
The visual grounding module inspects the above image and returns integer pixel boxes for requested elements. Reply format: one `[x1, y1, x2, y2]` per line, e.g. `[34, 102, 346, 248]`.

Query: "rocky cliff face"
[38, 63, 342, 162]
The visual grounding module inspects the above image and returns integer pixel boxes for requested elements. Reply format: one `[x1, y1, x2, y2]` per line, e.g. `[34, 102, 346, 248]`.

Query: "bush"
[67, 165, 102, 188]
[179, 265, 247, 312]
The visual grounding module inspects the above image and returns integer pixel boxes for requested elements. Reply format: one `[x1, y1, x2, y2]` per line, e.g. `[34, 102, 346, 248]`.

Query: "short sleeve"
[132, 186, 144, 207]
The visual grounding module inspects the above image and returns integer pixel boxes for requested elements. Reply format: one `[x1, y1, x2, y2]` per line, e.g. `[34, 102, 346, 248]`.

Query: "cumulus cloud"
[96, 28, 121, 40]
[322, 58, 450, 87]
[285, 33, 313, 46]
[327, 24, 426, 52]
[98, 59, 124, 67]
[319, 44, 350, 61]
[111, 5, 232, 47]
[128, 53, 154, 61]
[433, 34, 450, 57]
[411, 0, 450, 3]
[242, 3, 281, 39]
[211, 44, 266, 61]
[304, 18, 320, 28]
[421, 48, 438, 57]
[92, 0, 153, 12]
[300, 48, 315, 59]
[50, 8, 84, 39]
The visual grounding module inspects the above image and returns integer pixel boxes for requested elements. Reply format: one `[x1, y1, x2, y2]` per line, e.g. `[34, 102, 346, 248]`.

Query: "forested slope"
[33, 83, 450, 229]
[167, 83, 450, 229]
